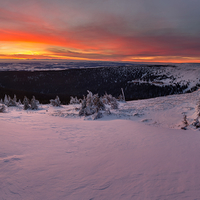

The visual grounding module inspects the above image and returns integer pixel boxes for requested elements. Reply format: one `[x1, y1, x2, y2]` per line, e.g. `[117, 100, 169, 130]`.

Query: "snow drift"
[1, 89, 200, 199]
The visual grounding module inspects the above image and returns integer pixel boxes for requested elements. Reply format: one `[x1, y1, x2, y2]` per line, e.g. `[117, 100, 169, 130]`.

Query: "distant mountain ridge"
[0, 64, 200, 103]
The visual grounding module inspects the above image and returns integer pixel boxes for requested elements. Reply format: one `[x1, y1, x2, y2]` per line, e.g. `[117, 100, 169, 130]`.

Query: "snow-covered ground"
[129, 63, 200, 92]
[1, 90, 200, 199]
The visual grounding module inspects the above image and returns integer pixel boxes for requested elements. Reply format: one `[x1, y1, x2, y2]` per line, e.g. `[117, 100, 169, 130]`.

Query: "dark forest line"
[0, 65, 192, 104]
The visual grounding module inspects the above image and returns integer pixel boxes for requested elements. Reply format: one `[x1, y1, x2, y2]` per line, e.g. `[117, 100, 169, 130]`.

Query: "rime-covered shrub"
[13, 94, 17, 103]
[79, 91, 105, 116]
[118, 94, 124, 102]
[30, 96, 39, 110]
[70, 96, 80, 104]
[102, 93, 118, 109]
[7, 99, 17, 107]
[93, 111, 103, 120]
[181, 114, 189, 130]
[0, 104, 6, 113]
[196, 99, 200, 117]
[23, 96, 30, 110]
[50, 96, 61, 107]
[190, 100, 200, 129]
[4, 94, 17, 107]
[183, 114, 189, 126]
[4, 94, 9, 105]
[110, 100, 118, 109]
[192, 118, 200, 128]
[79, 97, 87, 116]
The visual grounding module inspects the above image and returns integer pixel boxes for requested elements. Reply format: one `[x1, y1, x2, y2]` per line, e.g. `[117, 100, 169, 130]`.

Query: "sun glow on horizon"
[1, 37, 200, 63]
[1, 0, 200, 64]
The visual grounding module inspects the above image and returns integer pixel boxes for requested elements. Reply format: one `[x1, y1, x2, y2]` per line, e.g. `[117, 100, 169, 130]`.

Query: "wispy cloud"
[0, 0, 200, 62]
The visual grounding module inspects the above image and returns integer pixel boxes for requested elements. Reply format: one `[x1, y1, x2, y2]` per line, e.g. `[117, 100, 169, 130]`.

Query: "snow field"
[1, 89, 200, 199]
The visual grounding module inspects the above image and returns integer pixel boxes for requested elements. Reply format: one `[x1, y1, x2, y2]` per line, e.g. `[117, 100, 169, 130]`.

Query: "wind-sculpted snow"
[1, 88, 200, 130]
[1, 90, 200, 199]
[47, 88, 200, 130]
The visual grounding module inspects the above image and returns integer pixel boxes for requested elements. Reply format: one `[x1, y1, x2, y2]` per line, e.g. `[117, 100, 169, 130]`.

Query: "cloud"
[1, 0, 200, 62]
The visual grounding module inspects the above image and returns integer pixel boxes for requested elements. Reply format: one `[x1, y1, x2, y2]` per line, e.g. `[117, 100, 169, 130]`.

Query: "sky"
[0, 0, 200, 63]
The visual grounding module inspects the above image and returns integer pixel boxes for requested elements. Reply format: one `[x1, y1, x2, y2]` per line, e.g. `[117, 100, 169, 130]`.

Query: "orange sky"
[1, 0, 200, 63]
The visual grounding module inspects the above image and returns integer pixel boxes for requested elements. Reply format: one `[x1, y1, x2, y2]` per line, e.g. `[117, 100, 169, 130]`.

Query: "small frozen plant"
[50, 96, 61, 107]
[18, 99, 22, 105]
[192, 118, 200, 129]
[93, 111, 103, 120]
[4, 94, 9, 105]
[196, 99, 200, 117]
[79, 91, 105, 117]
[181, 114, 189, 130]
[23, 96, 30, 110]
[77, 90, 119, 119]
[0, 104, 6, 113]
[191, 99, 200, 129]
[3, 94, 18, 107]
[70, 96, 80, 104]
[30, 96, 39, 110]
[8, 95, 18, 107]
[102, 93, 118, 109]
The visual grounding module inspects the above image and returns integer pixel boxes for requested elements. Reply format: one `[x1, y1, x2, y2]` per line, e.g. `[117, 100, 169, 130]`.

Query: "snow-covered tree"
[4, 94, 9, 105]
[70, 96, 80, 104]
[78, 97, 86, 116]
[79, 91, 105, 117]
[7, 99, 17, 107]
[13, 95, 17, 103]
[196, 99, 200, 117]
[118, 94, 124, 101]
[30, 96, 39, 110]
[8, 95, 17, 107]
[0, 104, 6, 113]
[7, 95, 11, 102]
[50, 96, 61, 106]
[93, 111, 103, 120]
[23, 96, 30, 110]
[181, 114, 189, 130]
[102, 93, 118, 109]
[192, 118, 200, 128]
[3, 94, 17, 107]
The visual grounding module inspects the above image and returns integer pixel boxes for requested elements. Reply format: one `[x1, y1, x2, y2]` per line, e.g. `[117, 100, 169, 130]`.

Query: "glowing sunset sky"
[1, 0, 200, 62]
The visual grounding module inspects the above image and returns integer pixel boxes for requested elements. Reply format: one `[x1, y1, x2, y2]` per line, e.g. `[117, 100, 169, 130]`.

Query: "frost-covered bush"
[4, 94, 17, 107]
[181, 114, 189, 130]
[0, 104, 6, 113]
[196, 99, 200, 117]
[79, 91, 105, 117]
[190, 100, 200, 129]
[102, 93, 118, 109]
[72, 90, 119, 119]
[93, 111, 103, 120]
[8, 99, 17, 107]
[23, 96, 30, 110]
[30, 96, 39, 110]
[70, 96, 80, 104]
[50, 96, 61, 107]
[118, 94, 124, 102]
[4, 94, 9, 105]
[192, 118, 200, 128]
